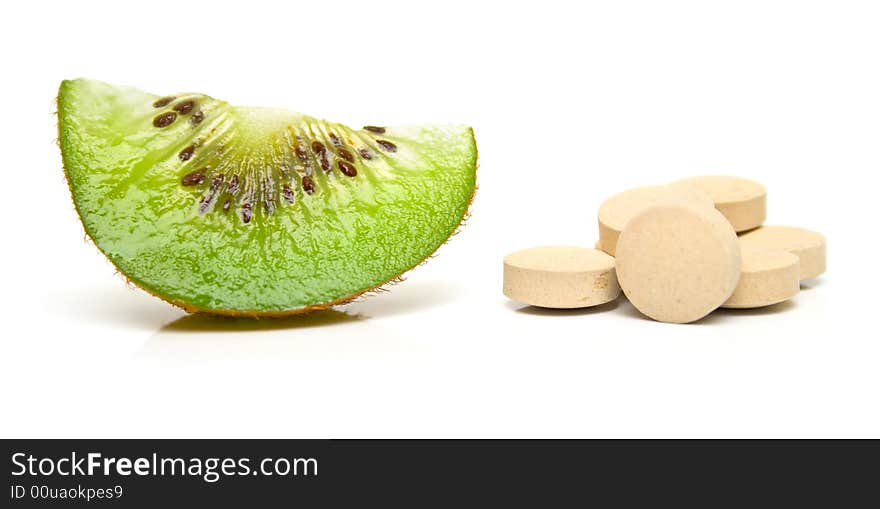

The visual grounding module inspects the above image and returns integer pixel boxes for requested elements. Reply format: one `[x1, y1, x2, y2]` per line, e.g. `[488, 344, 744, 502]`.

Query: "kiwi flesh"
[57, 79, 477, 315]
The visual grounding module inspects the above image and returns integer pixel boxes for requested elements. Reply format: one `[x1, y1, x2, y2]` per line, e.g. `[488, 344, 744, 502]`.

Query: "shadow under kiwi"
[158, 309, 363, 334]
[134, 280, 463, 361]
[137, 308, 421, 361]
[505, 298, 620, 316]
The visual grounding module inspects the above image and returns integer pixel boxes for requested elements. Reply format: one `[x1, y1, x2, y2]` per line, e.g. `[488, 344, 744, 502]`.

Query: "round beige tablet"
[722, 246, 800, 308]
[672, 176, 766, 232]
[615, 203, 741, 323]
[598, 185, 714, 256]
[738, 225, 826, 280]
[503, 246, 620, 309]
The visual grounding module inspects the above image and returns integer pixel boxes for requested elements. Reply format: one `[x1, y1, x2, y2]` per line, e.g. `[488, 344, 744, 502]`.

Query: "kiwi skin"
[58, 91, 478, 316]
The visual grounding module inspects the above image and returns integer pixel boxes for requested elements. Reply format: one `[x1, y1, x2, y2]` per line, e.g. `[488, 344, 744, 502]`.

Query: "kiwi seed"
[178, 144, 195, 161]
[173, 99, 196, 114]
[181, 170, 205, 186]
[376, 140, 397, 152]
[153, 112, 177, 128]
[153, 96, 175, 108]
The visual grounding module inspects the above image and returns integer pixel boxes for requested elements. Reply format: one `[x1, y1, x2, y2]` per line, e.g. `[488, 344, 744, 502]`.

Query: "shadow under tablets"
[799, 278, 824, 291]
[510, 293, 798, 325]
[505, 298, 620, 316]
[666, 298, 799, 325]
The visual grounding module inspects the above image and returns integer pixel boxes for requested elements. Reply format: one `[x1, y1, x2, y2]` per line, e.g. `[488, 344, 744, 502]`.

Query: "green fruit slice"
[58, 79, 477, 315]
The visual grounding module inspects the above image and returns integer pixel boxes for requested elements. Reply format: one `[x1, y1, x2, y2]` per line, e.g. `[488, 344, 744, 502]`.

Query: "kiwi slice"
[57, 79, 477, 316]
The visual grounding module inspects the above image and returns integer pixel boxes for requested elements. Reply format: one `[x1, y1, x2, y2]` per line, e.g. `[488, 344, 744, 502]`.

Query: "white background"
[1, 0, 878, 438]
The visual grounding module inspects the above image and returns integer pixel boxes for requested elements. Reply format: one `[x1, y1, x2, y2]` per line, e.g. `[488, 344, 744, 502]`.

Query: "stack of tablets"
[503, 176, 826, 324]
